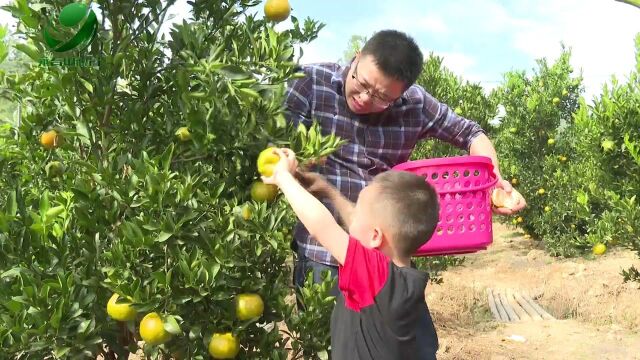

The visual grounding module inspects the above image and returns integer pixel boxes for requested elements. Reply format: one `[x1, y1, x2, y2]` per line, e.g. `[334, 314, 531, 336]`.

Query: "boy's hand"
[261, 148, 298, 186]
[294, 171, 333, 198]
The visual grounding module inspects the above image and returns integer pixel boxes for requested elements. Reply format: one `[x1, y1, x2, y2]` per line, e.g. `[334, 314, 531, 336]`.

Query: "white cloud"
[298, 30, 340, 64]
[433, 50, 477, 75]
[506, 0, 640, 99]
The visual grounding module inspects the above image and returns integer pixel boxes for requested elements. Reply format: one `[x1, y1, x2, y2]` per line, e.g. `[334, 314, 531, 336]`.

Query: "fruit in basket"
[491, 188, 522, 210]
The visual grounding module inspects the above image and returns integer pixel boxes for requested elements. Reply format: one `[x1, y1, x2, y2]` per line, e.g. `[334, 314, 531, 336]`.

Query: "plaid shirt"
[284, 62, 485, 267]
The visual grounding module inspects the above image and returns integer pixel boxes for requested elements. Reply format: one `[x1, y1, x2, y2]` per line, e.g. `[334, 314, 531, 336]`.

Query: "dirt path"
[428, 222, 640, 360]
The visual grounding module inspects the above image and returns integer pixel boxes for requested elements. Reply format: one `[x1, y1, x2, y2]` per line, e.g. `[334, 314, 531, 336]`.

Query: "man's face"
[345, 54, 406, 115]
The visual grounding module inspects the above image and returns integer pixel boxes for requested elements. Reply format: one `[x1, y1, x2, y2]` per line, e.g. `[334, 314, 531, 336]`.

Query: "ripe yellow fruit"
[552, 97, 561, 105]
[250, 181, 278, 202]
[208, 332, 240, 359]
[257, 147, 280, 177]
[491, 188, 523, 210]
[264, 0, 291, 22]
[139, 312, 172, 346]
[547, 138, 555, 145]
[559, 155, 567, 162]
[236, 293, 264, 321]
[40, 130, 60, 150]
[544, 206, 551, 212]
[175, 127, 191, 141]
[516, 216, 523, 223]
[241, 205, 252, 220]
[107, 293, 137, 322]
[511, 178, 518, 185]
[592, 243, 607, 256]
[537, 188, 545, 195]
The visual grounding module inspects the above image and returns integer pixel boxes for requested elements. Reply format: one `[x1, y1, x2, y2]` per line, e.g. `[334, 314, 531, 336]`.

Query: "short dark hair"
[371, 171, 439, 258]
[360, 30, 424, 88]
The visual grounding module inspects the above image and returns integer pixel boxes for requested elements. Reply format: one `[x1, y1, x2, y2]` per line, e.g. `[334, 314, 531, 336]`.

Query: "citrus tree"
[0, 0, 343, 358]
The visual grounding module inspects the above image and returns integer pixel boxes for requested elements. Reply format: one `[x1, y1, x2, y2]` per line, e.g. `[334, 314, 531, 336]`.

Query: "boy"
[262, 148, 440, 359]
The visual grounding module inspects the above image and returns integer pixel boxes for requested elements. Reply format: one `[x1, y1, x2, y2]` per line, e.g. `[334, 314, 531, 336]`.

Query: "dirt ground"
[429, 222, 640, 360]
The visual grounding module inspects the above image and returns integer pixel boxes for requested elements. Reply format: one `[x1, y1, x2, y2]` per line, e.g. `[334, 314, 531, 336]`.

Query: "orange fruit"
[139, 312, 172, 345]
[235, 293, 264, 321]
[491, 188, 522, 209]
[40, 130, 60, 150]
[257, 147, 280, 177]
[250, 181, 278, 202]
[208, 332, 240, 359]
[175, 127, 191, 141]
[107, 293, 137, 322]
[264, 0, 290, 22]
[241, 205, 252, 220]
[592, 243, 606, 256]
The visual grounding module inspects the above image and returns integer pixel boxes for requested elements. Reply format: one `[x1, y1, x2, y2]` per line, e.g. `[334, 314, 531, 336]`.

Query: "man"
[284, 29, 525, 296]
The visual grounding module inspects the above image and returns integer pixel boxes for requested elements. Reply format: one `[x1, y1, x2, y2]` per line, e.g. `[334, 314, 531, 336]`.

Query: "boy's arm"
[277, 172, 349, 265]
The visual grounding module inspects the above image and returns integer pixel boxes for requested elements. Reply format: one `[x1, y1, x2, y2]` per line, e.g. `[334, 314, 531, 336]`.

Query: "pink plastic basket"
[392, 156, 498, 257]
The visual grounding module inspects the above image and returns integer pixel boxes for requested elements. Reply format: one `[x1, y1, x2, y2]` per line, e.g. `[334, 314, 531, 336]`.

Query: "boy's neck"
[380, 245, 412, 268]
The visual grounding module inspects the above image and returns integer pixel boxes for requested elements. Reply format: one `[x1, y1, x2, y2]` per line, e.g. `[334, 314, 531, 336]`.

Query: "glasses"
[351, 61, 395, 109]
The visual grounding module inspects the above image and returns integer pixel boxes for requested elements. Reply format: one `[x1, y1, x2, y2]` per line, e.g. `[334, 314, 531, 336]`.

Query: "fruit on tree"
[40, 130, 60, 150]
[139, 312, 172, 346]
[250, 181, 278, 202]
[208, 333, 240, 359]
[264, 0, 291, 22]
[175, 127, 192, 141]
[107, 293, 137, 322]
[45, 161, 65, 178]
[235, 293, 264, 321]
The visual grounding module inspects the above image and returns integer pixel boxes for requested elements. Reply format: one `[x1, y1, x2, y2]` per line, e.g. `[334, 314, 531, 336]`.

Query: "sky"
[2, 0, 639, 101]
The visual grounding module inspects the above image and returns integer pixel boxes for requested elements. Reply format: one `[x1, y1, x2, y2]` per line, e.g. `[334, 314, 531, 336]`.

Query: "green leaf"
[155, 231, 172, 243]
[53, 346, 71, 358]
[1, 267, 23, 279]
[76, 319, 92, 334]
[14, 43, 40, 62]
[163, 315, 182, 335]
[74, 119, 90, 138]
[215, 64, 252, 80]
[161, 143, 175, 172]
[79, 78, 94, 93]
[45, 205, 65, 221]
[6, 189, 16, 217]
[39, 191, 50, 216]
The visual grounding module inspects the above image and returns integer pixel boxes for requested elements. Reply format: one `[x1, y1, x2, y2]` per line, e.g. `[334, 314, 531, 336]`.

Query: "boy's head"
[345, 30, 424, 115]
[349, 171, 440, 258]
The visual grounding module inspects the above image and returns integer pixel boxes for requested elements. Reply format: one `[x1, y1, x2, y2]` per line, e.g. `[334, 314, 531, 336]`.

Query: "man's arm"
[416, 90, 525, 213]
[469, 133, 503, 181]
[277, 171, 349, 265]
[295, 171, 356, 228]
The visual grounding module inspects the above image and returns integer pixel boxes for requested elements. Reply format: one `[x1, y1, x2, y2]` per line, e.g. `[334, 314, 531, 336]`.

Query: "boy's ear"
[370, 227, 385, 249]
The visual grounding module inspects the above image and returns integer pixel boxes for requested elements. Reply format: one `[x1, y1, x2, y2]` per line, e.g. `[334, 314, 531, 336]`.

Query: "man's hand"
[294, 170, 333, 198]
[492, 178, 526, 215]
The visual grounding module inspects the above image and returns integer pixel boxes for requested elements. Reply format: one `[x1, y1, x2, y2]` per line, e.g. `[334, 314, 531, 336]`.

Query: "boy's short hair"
[360, 30, 424, 88]
[371, 171, 439, 257]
